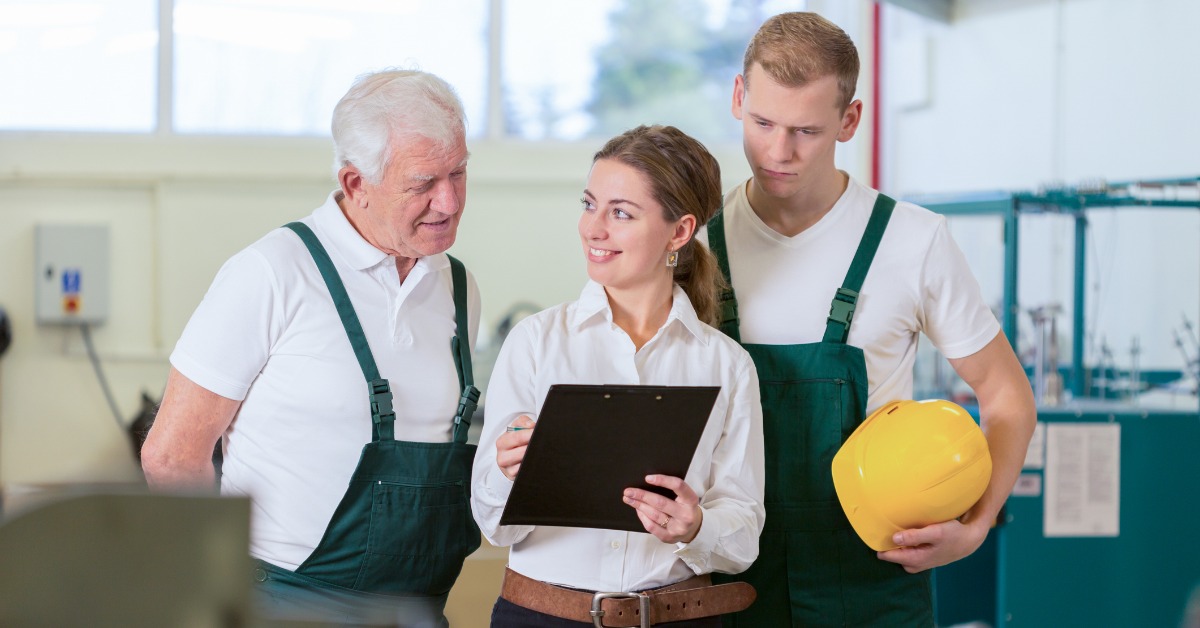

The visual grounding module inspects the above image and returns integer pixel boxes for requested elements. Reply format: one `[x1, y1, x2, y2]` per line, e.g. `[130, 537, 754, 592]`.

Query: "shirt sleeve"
[918, 217, 1002, 360]
[170, 247, 281, 400]
[470, 317, 539, 547]
[674, 351, 766, 575]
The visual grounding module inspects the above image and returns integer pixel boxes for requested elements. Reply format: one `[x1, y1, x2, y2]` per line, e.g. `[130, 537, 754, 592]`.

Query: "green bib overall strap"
[821, 193, 896, 344]
[280, 222, 482, 597]
[285, 222, 397, 441]
[709, 195, 930, 627]
[708, 208, 741, 343]
[447, 255, 479, 444]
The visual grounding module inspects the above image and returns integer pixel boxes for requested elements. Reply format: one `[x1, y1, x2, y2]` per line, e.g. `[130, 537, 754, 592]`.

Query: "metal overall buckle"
[591, 591, 650, 628]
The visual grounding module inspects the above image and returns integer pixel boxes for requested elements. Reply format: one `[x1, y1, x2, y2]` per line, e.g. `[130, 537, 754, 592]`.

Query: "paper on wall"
[1043, 422, 1120, 537]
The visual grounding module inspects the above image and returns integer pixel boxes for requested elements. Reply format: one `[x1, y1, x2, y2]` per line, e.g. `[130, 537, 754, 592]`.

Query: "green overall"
[709, 195, 933, 627]
[256, 222, 482, 604]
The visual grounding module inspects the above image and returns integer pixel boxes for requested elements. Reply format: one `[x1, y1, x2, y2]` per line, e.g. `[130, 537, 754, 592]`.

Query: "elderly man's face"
[345, 134, 469, 261]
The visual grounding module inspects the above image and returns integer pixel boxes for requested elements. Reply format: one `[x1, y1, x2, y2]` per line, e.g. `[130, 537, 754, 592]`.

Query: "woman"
[471, 125, 765, 627]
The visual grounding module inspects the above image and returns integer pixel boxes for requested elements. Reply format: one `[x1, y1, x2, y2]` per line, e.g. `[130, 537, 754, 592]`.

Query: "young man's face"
[733, 63, 861, 202]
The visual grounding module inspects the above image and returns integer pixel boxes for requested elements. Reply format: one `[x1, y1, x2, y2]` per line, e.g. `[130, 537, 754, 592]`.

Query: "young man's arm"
[141, 367, 240, 490]
[877, 331, 1035, 573]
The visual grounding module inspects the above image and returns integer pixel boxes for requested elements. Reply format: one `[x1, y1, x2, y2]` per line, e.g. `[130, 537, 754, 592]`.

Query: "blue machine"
[936, 406, 1200, 627]
[913, 177, 1200, 626]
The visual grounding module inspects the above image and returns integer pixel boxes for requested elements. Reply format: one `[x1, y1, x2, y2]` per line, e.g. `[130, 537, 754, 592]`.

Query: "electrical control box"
[34, 224, 110, 325]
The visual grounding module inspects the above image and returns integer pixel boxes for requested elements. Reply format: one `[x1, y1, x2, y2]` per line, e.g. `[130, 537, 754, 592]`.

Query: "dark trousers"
[490, 596, 722, 628]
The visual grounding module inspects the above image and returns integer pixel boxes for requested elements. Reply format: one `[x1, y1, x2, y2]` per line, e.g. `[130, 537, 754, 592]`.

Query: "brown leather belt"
[500, 567, 756, 627]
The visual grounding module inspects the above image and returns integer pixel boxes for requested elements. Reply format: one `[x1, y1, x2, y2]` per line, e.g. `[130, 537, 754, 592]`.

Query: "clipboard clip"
[591, 591, 649, 628]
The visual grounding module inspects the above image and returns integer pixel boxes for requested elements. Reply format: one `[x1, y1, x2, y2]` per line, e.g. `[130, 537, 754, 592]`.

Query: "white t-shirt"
[471, 281, 766, 593]
[704, 176, 999, 412]
[171, 191, 480, 570]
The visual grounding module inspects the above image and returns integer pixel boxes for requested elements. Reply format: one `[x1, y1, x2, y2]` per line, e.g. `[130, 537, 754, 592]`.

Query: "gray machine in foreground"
[0, 491, 252, 627]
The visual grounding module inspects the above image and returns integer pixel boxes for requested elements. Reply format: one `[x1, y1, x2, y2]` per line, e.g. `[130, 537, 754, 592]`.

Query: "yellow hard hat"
[831, 399, 992, 551]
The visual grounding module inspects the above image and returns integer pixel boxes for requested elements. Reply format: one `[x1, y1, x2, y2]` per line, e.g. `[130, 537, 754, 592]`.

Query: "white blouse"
[471, 280, 765, 593]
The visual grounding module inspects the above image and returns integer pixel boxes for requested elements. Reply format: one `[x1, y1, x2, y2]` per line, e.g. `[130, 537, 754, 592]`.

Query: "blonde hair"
[593, 125, 727, 326]
[743, 12, 860, 110]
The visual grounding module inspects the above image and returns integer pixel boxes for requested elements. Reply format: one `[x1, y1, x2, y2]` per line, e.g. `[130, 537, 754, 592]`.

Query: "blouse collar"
[570, 280, 710, 345]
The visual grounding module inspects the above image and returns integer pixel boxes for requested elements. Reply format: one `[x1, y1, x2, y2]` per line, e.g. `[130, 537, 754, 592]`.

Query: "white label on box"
[1023, 421, 1046, 469]
[1012, 473, 1042, 497]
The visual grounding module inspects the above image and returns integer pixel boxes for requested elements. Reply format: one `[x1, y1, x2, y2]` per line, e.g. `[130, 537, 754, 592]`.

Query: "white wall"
[0, 135, 751, 485]
[881, 0, 1200, 376]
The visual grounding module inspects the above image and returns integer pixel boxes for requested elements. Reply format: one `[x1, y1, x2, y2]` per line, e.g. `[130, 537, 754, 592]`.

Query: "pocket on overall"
[359, 478, 473, 594]
[759, 378, 852, 505]
[357, 441, 481, 595]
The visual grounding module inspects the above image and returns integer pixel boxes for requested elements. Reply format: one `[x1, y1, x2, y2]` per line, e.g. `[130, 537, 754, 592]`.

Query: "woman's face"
[579, 158, 691, 292]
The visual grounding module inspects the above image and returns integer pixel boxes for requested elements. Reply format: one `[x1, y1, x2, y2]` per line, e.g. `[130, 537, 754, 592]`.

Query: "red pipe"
[871, 1, 882, 190]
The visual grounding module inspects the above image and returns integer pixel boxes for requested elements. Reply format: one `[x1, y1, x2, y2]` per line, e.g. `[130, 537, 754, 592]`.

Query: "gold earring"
[666, 250, 679, 268]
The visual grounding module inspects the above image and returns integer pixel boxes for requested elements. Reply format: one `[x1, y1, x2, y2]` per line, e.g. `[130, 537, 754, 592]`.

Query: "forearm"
[470, 407, 535, 546]
[878, 392, 1033, 571]
[678, 495, 764, 574]
[955, 334, 1037, 528]
[964, 387, 1036, 527]
[470, 324, 541, 546]
[141, 440, 217, 490]
[469, 460, 532, 547]
[141, 367, 237, 491]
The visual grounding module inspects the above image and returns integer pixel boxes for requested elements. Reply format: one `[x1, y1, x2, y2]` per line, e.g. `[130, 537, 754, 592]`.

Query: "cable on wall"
[80, 323, 125, 429]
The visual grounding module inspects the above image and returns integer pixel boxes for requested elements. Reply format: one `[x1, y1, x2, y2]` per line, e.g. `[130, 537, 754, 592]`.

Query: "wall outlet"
[34, 224, 110, 325]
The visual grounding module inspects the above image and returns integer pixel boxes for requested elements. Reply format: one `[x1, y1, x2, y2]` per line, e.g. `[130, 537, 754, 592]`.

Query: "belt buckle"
[591, 591, 650, 628]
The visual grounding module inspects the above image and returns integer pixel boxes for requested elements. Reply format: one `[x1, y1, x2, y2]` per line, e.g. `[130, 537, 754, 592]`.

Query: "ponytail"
[673, 237, 727, 327]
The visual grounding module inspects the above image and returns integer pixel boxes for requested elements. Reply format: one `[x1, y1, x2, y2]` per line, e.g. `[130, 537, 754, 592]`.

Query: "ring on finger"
[660, 514, 671, 528]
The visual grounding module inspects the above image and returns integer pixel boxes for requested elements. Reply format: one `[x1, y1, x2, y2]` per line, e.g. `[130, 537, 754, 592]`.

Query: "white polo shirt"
[471, 281, 765, 592]
[172, 191, 480, 570]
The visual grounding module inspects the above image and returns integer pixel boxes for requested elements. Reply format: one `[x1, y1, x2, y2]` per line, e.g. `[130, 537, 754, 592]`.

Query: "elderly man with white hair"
[142, 69, 481, 627]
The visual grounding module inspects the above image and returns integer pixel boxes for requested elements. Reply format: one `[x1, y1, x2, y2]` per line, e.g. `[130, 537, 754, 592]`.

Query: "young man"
[706, 12, 1036, 627]
[142, 70, 481, 626]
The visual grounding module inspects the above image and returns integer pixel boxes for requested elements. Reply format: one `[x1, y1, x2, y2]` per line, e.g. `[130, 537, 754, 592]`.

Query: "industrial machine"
[911, 177, 1200, 627]
[0, 491, 253, 627]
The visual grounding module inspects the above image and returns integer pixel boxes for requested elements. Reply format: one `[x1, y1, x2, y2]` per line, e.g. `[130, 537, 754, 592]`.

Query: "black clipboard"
[499, 384, 720, 533]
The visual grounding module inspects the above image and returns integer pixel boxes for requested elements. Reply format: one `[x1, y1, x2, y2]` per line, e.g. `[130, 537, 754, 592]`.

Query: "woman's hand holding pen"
[624, 475, 703, 544]
[496, 414, 536, 480]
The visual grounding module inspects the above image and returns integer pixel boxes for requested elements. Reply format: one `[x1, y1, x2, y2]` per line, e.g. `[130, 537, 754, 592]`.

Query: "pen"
[505, 426, 531, 432]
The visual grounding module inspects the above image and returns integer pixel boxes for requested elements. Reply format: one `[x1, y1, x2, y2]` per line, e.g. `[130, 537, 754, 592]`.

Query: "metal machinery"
[0, 491, 253, 626]
[909, 177, 1200, 627]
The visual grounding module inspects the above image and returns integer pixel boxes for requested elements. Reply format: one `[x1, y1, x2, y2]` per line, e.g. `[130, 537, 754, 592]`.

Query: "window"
[173, 0, 488, 136]
[0, 0, 156, 132]
[1, 0, 808, 140]
[503, 0, 803, 142]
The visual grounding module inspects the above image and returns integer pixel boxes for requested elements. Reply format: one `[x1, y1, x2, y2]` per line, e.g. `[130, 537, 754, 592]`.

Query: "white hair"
[331, 69, 467, 184]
